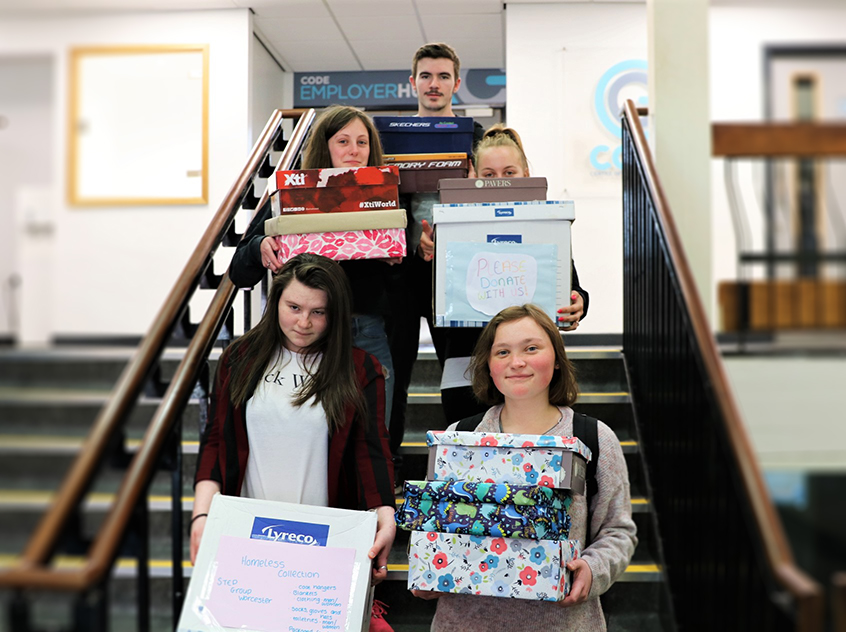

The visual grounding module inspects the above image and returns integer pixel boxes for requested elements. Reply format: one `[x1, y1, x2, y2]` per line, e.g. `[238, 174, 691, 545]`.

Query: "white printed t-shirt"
[242, 348, 328, 506]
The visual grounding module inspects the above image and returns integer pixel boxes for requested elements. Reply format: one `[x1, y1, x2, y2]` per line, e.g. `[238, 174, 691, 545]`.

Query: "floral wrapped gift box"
[426, 431, 591, 493]
[408, 531, 580, 601]
[396, 480, 572, 540]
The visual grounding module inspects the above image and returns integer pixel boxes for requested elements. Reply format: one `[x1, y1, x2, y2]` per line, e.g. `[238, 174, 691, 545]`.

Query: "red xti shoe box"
[272, 165, 400, 216]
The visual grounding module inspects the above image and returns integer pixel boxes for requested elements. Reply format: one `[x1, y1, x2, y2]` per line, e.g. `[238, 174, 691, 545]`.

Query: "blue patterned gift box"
[426, 431, 591, 492]
[396, 480, 572, 540]
[408, 531, 581, 601]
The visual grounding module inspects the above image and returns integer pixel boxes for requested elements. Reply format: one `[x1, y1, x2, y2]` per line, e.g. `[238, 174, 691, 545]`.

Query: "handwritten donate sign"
[207, 535, 355, 632]
[443, 242, 558, 324]
[467, 252, 538, 316]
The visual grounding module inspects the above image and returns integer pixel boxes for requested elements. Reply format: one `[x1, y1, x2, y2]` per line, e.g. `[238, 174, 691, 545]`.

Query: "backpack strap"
[455, 412, 486, 432]
[572, 412, 599, 544]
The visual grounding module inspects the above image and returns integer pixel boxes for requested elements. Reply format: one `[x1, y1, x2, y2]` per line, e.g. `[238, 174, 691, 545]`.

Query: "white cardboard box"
[177, 495, 376, 632]
[432, 200, 575, 328]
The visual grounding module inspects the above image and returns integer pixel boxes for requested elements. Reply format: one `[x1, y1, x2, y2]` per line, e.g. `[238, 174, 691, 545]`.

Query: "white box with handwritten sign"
[433, 201, 575, 328]
[177, 494, 376, 632]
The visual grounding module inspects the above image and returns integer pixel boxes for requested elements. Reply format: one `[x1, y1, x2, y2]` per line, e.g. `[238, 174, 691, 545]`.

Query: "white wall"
[0, 9, 252, 339]
[507, 4, 648, 336]
[0, 57, 53, 339]
[249, 33, 292, 146]
[724, 356, 846, 471]
[710, 6, 846, 302]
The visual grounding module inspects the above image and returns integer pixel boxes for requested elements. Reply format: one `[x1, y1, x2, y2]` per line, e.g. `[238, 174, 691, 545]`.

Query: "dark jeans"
[387, 256, 447, 459]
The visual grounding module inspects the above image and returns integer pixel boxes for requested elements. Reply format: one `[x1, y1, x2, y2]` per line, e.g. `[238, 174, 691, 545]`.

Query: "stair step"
[0, 489, 650, 514]
[0, 434, 639, 457]
[406, 390, 631, 405]
[0, 435, 200, 455]
[398, 438, 638, 455]
[0, 554, 662, 583]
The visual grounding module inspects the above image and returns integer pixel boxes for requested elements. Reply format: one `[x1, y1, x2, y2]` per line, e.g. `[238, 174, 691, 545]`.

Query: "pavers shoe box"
[177, 495, 376, 632]
[438, 177, 548, 204]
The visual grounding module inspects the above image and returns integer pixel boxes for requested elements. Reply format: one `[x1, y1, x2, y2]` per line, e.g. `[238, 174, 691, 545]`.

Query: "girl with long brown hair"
[191, 254, 396, 589]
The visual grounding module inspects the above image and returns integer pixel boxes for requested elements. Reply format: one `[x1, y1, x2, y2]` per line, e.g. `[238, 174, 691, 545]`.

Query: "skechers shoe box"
[373, 116, 476, 156]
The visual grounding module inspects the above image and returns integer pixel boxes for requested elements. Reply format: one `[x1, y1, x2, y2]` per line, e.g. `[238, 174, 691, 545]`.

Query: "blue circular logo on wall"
[594, 60, 648, 136]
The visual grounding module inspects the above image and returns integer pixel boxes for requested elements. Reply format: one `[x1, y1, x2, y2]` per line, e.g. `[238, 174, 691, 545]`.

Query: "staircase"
[0, 341, 673, 631]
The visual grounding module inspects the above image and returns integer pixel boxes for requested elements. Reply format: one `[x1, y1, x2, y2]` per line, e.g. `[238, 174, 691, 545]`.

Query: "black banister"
[621, 99, 823, 631]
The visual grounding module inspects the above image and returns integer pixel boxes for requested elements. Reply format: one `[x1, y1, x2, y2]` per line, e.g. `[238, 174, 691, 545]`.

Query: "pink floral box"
[272, 228, 406, 262]
[408, 531, 580, 601]
[426, 431, 591, 493]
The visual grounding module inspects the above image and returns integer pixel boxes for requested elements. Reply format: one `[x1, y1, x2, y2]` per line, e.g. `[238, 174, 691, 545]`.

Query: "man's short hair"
[412, 42, 460, 80]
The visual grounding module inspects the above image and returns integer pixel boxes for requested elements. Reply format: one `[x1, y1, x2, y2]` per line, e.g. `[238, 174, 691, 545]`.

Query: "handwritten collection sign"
[444, 242, 558, 323]
[207, 535, 355, 631]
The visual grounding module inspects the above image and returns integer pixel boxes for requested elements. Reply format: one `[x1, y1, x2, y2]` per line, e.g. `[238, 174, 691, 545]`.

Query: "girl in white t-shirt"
[192, 253, 396, 590]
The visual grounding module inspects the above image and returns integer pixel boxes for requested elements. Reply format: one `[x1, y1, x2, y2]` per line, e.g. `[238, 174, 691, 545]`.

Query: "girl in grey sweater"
[414, 304, 637, 631]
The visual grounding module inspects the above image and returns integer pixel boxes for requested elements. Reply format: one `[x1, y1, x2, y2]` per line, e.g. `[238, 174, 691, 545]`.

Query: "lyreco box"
[177, 494, 377, 632]
[373, 116, 476, 156]
[438, 177, 548, 204]
[271, 165, 399, 216]
[383, 153, 469, 194]
[426, 430, 591, 494]
[432, 200, 575, 328]
[408, 531, 580, 601]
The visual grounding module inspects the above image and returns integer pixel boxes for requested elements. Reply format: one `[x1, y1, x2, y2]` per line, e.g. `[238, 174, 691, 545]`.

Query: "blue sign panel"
[250, 517, 330, 546]
[294, 69, 506, 109]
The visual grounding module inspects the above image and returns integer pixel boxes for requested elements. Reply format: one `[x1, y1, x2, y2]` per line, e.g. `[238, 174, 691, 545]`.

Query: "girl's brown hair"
[468, 304, 578, 407]
[226, 253, 364, 433]
[473, 123, 530, 175]
[302, 105, 384, 170]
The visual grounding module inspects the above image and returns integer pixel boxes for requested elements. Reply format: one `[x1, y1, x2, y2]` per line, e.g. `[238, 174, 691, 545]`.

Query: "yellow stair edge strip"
[0, 436, 200, 450]
[0, 556, 658, 575]
[408, 392, 630, 398]
[0, 490, 195, 505]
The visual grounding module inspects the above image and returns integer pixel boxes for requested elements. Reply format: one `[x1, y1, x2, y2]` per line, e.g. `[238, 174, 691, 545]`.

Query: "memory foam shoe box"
[438, 177, 548, 204]
[432, 200, 575, 328]
[383, 153, 469, 193]
[373, 116, 476, 156]
[177, 494, 377, 632]
[271, 165, 399, 216]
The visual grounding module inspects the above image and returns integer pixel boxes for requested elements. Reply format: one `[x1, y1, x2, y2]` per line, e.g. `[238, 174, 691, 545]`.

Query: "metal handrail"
[0, 108, 315, 591]
[622, 99, 824, 630]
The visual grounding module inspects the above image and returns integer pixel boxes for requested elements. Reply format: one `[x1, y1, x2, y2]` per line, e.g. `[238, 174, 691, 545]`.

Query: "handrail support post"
[73, 578, 109, 632]
[170, 416, 185, 627]
[131, 496, 150, 632]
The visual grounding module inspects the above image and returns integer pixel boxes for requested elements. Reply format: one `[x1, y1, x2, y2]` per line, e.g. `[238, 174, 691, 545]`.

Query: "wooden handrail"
[624, 99, 824, 628]
[713, 122, 846, 157]
[0, 108, 315, 591]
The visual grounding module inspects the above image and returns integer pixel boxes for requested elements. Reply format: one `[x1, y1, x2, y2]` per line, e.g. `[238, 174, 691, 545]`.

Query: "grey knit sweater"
[429, 405, 638, 632]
